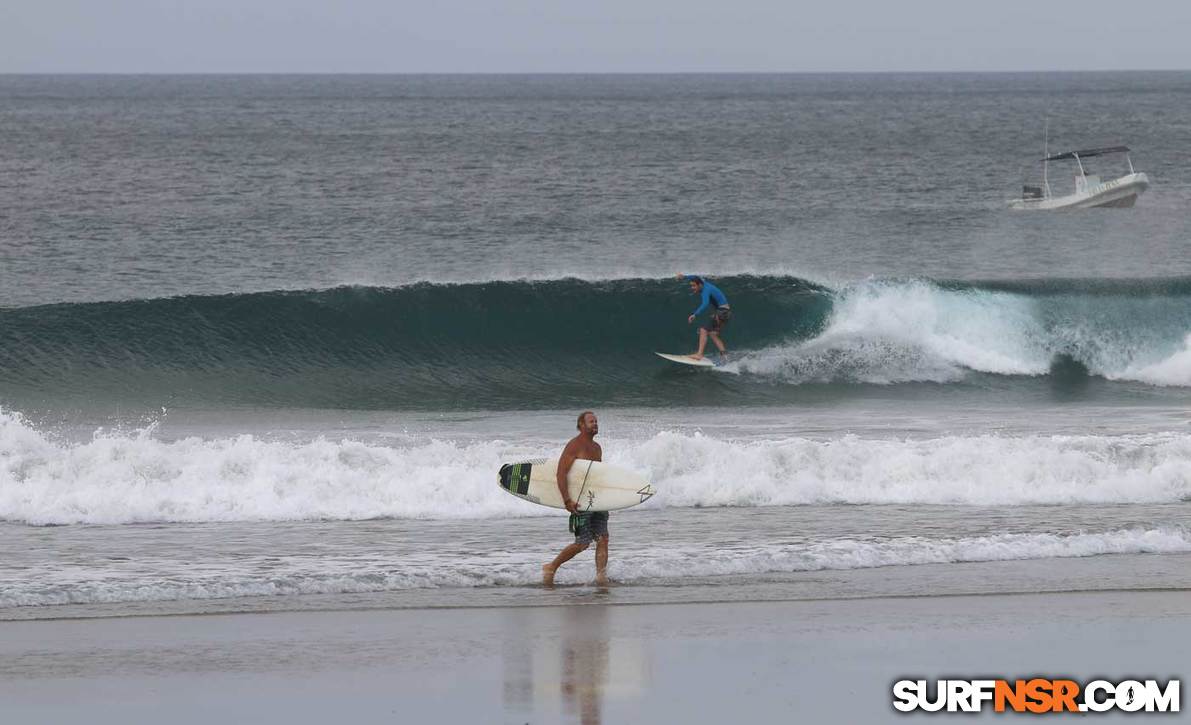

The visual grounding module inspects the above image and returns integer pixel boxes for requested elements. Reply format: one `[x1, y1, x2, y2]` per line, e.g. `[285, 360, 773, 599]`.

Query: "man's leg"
[594, 535, 609, 586]
[709, 331, 727, 356]
[543, 541, 589, 586]
[693, 328, 709, 358]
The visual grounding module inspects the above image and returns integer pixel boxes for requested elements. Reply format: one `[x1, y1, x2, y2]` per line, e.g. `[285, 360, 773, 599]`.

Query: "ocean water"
[2, 73, 1190, 616]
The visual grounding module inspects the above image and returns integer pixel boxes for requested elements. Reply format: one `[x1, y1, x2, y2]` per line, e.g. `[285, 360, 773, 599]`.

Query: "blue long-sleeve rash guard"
[684, 275, 729, 316]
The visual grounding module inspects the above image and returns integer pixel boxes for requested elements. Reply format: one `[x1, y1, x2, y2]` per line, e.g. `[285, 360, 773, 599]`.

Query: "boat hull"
[1010, 172, 1149, 210]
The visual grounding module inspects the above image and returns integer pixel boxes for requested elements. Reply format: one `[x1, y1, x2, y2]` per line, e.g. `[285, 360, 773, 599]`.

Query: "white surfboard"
[655, 352, 716, 368]
[498, 458, 655, 511]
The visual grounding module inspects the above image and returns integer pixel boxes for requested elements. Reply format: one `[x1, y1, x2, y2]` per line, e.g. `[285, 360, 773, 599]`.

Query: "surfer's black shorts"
[703, 307, 732, 333]
[569, 510, 609, 546]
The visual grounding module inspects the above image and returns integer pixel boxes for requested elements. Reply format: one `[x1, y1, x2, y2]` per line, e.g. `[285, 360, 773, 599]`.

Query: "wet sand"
[1, 588, 1187, 724]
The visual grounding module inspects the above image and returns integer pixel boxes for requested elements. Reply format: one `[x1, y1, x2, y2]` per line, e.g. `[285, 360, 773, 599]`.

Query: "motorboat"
[1010, 145, 1149, 210]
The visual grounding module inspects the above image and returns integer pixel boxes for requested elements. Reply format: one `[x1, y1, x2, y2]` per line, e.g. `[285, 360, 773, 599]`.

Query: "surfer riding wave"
[678, 273, 731, 362]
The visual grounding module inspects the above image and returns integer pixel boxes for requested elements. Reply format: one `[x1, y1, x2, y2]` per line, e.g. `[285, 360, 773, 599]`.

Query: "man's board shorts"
[569, 510, 609, 546]
[703, 307, 732, 333]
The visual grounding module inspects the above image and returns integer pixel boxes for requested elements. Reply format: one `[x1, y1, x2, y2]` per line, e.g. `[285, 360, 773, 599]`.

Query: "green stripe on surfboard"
[499, 462, 534, 495]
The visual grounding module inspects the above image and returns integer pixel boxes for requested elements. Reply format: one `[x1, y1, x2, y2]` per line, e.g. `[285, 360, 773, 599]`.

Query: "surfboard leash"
[576, 459, 595, 512]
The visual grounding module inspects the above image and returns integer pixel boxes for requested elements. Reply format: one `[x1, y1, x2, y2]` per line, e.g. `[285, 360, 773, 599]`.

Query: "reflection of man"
[542, 411, 609, 587]
[562, 606, 610, 725]
[676, 273, 731, 361]
[501, 605, 612, 725]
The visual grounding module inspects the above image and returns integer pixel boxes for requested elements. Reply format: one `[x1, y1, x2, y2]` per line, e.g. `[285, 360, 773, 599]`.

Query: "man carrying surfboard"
[677, 273, 731, 361]
[542, 411, 609, 587]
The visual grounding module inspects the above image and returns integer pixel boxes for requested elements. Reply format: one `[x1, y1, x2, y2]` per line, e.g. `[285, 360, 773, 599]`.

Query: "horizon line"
[2, 68, 1190, 76]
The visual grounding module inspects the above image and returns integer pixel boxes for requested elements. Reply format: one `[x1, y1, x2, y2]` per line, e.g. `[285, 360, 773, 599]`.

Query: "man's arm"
[557, 441, 579, 513]
[691, 288, 710, 317]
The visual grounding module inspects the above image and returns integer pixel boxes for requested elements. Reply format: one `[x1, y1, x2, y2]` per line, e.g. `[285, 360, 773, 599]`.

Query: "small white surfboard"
[655, 352, 716, 368]
[498, 458, 655, 512]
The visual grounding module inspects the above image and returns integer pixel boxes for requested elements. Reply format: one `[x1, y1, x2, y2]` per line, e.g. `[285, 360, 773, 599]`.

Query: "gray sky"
[3, 0, 1190, 73]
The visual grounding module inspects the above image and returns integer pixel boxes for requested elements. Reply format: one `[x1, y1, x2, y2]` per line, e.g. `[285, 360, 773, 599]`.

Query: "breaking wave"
[2, 275, 1190, 412]
[3, 411, 1189, 525]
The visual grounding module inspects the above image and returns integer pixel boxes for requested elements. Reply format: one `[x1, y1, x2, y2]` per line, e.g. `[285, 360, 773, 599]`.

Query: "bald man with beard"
[542, 411, 609, 587]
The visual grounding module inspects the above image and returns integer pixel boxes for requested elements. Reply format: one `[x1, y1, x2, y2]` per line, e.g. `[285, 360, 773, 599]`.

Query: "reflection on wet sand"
[561, 606, 609, 724]
[503, 601, 650, 724]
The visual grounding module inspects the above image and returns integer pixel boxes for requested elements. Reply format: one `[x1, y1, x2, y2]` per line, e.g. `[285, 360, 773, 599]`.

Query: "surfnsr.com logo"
[892, 678, 1180, 713]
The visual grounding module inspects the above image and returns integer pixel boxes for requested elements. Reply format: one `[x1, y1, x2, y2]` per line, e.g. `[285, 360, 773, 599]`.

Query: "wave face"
[2, 275, 1191, 411]
[0, 276, 827, 410]
[3, 412, 1190, 525]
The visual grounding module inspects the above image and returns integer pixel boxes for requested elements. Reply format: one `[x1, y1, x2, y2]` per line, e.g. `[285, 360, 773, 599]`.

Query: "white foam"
[1113, 333, 1191, 387]
[733, 280, 1049, 383]
[3, 411, 1191, 525]
[732, 278, 1191, 387]
[629, 431, 1191, 507]
[0, 410, 542, 525]
[4, 526, 1187, 607]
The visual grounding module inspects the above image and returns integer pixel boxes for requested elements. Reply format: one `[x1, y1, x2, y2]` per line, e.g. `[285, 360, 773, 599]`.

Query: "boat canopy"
[1042, 146, 1130, 162]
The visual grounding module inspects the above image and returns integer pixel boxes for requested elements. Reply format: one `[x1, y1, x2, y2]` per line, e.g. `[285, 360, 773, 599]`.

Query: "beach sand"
[2, 587, 1187, 724]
